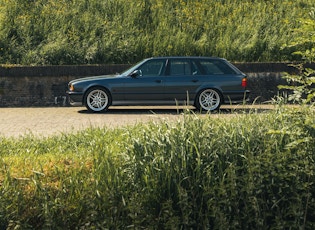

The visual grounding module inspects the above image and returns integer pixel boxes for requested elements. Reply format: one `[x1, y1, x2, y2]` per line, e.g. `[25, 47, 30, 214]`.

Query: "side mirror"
[130, 70, 142, 78]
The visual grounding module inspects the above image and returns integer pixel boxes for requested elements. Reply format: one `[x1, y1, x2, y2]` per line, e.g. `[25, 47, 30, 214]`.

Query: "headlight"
[69, 84, 75, 91]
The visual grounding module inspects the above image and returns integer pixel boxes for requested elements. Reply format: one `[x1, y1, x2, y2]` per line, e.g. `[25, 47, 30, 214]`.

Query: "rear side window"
[169, 60, 191, 75]
[199, 60, 237, 75]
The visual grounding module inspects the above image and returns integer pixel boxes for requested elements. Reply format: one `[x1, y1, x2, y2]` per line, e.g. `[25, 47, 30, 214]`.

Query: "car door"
[163, 59, 202, 102]
[122, 59, 167, 101]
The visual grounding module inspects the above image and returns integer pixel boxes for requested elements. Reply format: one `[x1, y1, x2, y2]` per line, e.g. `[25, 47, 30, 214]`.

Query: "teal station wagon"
[67, 57, 250, 112]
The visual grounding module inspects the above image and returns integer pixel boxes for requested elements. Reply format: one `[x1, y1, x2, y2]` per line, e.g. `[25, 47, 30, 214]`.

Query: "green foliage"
[1, 106, 315, 229]
[279, 64, 315, 103]
[280, 8, 315, 104]
[283, 7, 315, 62]
[0, 0, 314, 64]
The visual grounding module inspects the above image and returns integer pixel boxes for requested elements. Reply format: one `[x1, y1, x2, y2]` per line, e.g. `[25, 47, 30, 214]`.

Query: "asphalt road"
[0, 105, 274, 138]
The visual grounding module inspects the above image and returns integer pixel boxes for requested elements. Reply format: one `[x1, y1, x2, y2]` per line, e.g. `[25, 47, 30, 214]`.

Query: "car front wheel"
[195, 88, 222, 111]
[85, 87, 111, 112]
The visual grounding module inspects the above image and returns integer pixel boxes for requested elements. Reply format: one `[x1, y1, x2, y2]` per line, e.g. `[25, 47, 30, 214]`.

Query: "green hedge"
[0, 106, 315, 229]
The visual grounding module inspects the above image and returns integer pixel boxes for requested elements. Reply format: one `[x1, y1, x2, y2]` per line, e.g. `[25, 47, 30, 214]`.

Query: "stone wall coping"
[1, 62, 314, 77]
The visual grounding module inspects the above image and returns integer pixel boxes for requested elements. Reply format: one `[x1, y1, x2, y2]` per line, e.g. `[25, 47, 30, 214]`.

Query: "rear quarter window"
[199, 60, 237, 75]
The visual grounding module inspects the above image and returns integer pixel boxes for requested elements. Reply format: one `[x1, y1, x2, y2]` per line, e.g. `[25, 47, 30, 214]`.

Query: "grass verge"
[0, 105, 314, 229]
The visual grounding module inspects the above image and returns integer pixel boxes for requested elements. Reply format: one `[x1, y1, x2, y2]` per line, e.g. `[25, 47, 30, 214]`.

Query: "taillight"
[241, 77, 247, 88]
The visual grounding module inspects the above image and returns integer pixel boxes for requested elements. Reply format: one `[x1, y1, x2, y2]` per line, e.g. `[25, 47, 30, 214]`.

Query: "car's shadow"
[77, 105, 274, 115]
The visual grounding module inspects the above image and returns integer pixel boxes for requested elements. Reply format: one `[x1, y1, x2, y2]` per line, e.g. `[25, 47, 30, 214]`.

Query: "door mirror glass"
[129, 70, 142, 78]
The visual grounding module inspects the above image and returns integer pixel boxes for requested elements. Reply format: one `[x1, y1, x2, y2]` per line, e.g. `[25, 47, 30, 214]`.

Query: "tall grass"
[0, 0, 314, 64]
[0, 105, 314, 229]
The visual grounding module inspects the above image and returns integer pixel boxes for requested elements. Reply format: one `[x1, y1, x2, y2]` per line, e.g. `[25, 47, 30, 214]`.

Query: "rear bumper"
[223, 90, 250, 103]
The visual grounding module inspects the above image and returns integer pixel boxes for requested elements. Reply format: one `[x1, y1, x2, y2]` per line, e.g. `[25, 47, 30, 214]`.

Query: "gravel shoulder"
[0, 105, 275, 138]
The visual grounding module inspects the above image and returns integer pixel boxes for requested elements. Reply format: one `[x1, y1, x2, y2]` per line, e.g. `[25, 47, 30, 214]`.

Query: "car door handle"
[192, 79, 198, 83]
[155, 80, 162, 83]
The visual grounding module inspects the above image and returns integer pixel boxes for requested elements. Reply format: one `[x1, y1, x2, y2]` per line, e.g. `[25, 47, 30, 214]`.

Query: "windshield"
[120, 59, 149, 76]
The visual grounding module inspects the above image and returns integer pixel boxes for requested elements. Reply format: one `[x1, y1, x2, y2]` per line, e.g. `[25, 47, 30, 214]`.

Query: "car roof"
[147, 56, 226, 61]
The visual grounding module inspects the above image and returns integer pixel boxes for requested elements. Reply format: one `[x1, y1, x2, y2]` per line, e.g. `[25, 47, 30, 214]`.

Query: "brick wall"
[0, 63, 312, 107]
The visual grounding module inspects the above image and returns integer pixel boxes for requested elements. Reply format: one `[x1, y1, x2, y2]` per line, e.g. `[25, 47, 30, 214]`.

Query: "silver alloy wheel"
[86, 89, 109, 112]
[198, 89, 221, 111]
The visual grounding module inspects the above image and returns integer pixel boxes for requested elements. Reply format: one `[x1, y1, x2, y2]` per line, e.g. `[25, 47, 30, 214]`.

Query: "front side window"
[138, 60, 165, 76]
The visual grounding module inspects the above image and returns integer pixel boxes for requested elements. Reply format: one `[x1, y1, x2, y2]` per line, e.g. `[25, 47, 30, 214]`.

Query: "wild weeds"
[0, 0, 314, 64]
[0, 106, 315, 229]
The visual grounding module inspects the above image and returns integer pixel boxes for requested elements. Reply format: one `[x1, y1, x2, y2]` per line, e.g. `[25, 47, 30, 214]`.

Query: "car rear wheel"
[85, 87, 111, 112]
[195, 88, 222, 111]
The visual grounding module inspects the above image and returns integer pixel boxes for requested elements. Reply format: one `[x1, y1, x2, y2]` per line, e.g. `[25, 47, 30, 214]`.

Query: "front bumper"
[66, 91, 84, 106]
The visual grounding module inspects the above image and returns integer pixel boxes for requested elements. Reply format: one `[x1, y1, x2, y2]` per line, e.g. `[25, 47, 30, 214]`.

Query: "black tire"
[84, 87, 111, 112]
[195, 88, 222, 111]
